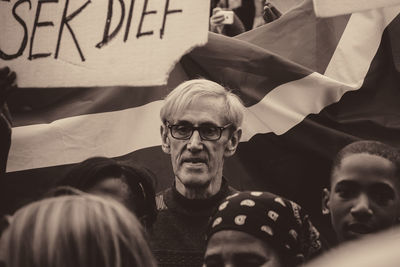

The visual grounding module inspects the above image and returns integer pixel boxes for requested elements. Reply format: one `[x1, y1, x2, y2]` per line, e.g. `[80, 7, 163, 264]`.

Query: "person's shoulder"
[224, 185, 239, 198]
[227, 185, 238, 193]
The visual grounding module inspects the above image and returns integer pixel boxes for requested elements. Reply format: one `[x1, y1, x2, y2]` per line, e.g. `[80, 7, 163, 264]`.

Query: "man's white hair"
[160, 79, 245, 128]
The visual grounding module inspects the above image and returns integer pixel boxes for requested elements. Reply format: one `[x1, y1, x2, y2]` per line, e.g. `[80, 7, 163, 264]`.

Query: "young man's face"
[161, 95, 241, 197]
[323, 153, 400, 243]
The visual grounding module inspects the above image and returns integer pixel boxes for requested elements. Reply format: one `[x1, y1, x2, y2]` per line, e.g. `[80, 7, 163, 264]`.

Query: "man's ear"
[160, 125, 171, 154]
[322, 188, 331, 215]
[224, 128, 242, 158]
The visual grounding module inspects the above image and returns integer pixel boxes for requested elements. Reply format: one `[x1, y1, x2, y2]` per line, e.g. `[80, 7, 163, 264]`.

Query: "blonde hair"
[2, 194, 157, 267]
[160, 79, 245, 129]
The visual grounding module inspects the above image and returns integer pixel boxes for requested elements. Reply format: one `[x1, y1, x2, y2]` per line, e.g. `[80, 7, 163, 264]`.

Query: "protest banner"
[0, 0, 209, 87]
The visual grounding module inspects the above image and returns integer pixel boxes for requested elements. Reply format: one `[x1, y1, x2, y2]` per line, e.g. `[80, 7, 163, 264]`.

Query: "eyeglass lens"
[171, 125, 222, 140]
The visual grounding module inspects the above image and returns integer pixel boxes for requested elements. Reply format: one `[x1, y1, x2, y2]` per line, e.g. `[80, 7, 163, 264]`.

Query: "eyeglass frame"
[166, 122, 234, 141]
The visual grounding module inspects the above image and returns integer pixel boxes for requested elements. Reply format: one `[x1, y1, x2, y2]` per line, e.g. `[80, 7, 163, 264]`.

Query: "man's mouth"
[345, 223, 374, 236]
[182, 157, 207, 165]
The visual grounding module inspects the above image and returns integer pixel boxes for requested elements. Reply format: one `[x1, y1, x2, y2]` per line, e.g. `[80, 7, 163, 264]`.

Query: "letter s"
[0, 0, 32, 60]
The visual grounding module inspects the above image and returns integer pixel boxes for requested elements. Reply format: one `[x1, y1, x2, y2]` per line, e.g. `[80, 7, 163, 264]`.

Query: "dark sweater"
[150, 179, 237, 267]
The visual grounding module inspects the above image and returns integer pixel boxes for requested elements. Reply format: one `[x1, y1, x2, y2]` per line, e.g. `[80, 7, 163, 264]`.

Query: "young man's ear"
[160, 125, 171, 154]
[322, 188, 331, 215]
[224, 128, 242, 157]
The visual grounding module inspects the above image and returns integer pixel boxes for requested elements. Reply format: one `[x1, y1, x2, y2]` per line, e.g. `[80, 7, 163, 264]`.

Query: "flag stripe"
[10, 65, 189, 127]
[242, 73, 344, 139]
[184, 33, 313, 106]
[237, 1, 351, 74]
[7, 101, 163, 172]
[10, 87, 164, 127]
[324, 7, 399, 79]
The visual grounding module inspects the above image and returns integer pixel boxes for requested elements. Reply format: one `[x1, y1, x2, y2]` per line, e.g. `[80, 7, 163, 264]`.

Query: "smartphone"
[220, 10, 234, 25]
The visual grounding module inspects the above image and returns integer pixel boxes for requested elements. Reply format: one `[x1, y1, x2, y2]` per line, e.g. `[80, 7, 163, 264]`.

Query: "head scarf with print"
[206, 191, 322, 266]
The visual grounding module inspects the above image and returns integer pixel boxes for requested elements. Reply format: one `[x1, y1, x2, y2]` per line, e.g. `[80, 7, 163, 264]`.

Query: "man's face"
[161, 96, 240, 195]
[204, 230, 283, 267]
[323, 153, 400, 243]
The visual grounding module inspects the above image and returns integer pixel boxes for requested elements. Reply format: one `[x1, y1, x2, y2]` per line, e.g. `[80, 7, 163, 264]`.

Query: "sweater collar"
[167, 178, 235, 214]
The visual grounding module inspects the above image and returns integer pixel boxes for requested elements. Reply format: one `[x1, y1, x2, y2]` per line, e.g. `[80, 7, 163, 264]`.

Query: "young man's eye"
[372, 193, 391, 206]
[370, 188, 395, 206]
[336, 187, 357, 199]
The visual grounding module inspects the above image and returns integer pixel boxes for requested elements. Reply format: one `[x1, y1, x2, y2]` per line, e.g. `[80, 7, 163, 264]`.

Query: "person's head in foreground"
[322, 140, 400, 243]
[1, 194, 157, 267]
[204, 191, 322, 267]
[160, 79, 244, 199]
[59, 157, 157, 227]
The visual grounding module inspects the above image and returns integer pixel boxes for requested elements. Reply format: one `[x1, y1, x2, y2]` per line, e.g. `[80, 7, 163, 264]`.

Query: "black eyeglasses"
[167, 123, 232, 141]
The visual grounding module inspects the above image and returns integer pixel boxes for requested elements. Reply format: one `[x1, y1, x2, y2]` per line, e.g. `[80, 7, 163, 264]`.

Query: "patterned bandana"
[206, 191, 322, 266]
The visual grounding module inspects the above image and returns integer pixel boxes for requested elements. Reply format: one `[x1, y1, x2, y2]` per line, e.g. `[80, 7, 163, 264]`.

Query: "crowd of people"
[1, 1, 400, 267]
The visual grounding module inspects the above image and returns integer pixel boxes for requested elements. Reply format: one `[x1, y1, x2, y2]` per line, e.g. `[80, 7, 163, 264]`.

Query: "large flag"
[2, 0, 400, 242]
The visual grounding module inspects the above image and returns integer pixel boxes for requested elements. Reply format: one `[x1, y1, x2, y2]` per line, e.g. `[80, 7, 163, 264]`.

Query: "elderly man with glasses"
[150, 79, 244, 267]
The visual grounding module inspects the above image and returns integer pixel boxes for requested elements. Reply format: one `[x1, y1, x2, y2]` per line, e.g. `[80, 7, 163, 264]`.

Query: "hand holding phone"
[210, 8, 234, 26]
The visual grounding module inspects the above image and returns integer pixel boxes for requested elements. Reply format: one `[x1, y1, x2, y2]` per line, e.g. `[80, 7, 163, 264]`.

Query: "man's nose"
[350, 193, 373, 220]
[187, 130, 203, 151]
